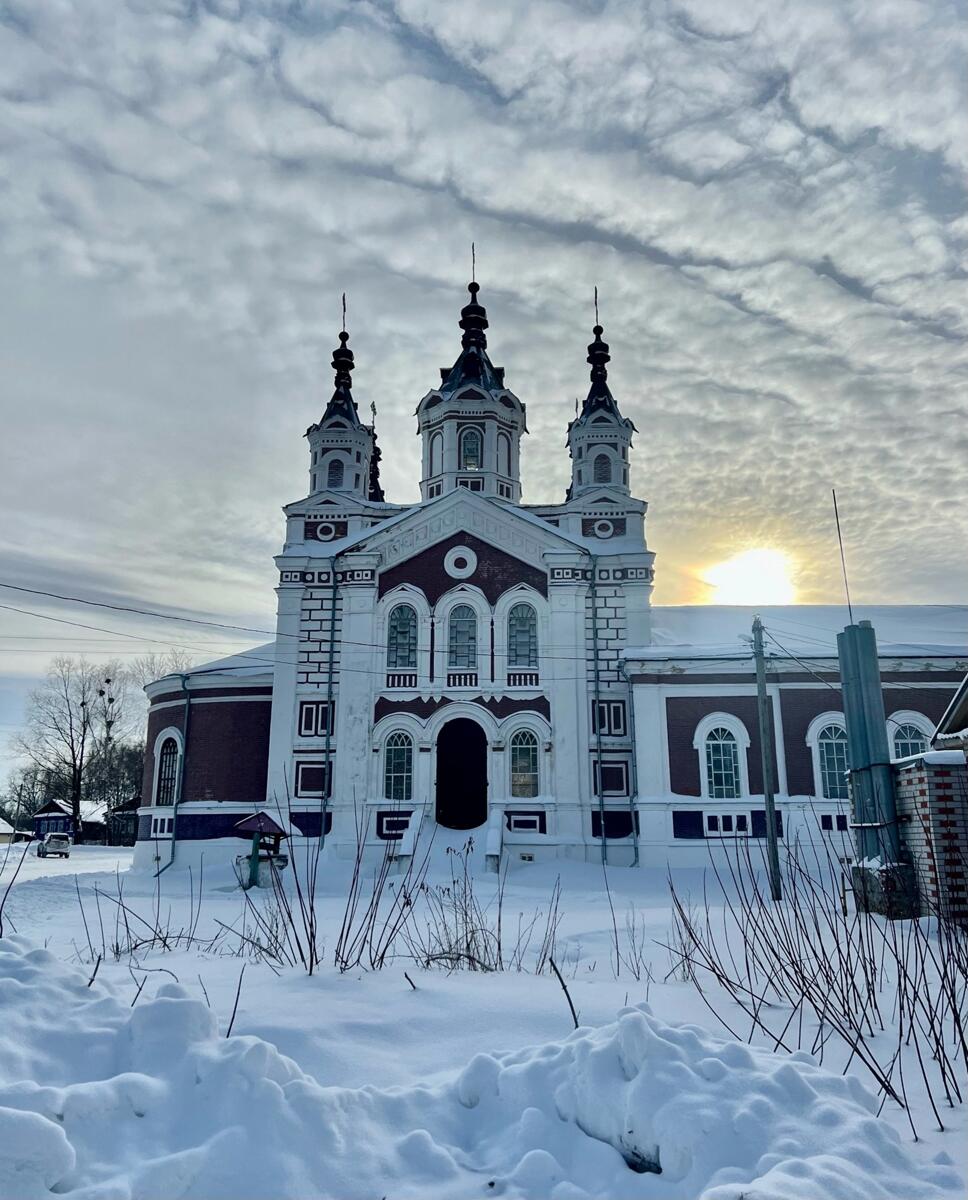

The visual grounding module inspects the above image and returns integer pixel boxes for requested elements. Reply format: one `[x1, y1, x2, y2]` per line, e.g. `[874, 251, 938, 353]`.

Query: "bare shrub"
[666, 833, 968, 1139]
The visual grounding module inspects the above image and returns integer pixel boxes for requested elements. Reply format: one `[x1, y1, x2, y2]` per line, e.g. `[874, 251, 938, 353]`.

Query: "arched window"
[448, 604, 477, 668]
[497, 433, 510, 477]
[384, 732, 413, 802]
[459, 428, 482, 470]
[705, 727, 741, 799]
[387, 604, 417, 670]
[893, 723, 929, 760]
[510, 730, 539, 798]
[593, 453, 611, 484]
[430, 432, 442, 476]
[507, 603, 537, 668]
[817, 724, 849, 799]
[326, 458, 344, 489]
[156, 738, 179, 806]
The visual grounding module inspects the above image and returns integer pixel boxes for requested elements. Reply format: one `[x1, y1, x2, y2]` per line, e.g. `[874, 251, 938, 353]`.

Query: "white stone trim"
[887, 709, 935, 755]
[805, 711, 847, 800]
[151, 726, 184, 807]
[433, 585, 492, 680]
[692, 711, 751, 800]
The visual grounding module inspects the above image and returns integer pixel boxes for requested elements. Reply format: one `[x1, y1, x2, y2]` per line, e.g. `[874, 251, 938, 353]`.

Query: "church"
[134, 282, 967, 871]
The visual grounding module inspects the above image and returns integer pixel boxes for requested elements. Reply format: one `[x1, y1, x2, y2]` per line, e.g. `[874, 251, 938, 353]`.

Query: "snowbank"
[0, 936, 960, 1200]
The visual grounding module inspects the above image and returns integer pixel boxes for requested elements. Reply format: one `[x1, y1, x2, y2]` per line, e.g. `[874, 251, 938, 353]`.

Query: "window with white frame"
[592, 760, 629, 796]
[592, 699, 627, 737]
[326, 458, 344, 489]
[704, 727, 742, 799]
[384, 731, 413, 802]
[295, 761, 331, 798]
[448, 604, 477, 668]
[817, 724, 849, 799]
[429, 432, 442, 476]
[892, 722, 929, 759]
[298, 700, 334, 738]
[510, 729, 539, 797]
[705, 812, 749, 837]
[593, 453, 611, 484]
[155, 738, 179, 806]
[507, 603, 537, 668]
[387, 604, 418, 670]
[459, 427, 482, 470]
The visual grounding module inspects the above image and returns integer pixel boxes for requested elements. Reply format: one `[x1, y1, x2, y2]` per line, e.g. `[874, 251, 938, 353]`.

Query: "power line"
[0, 582, 290, 640]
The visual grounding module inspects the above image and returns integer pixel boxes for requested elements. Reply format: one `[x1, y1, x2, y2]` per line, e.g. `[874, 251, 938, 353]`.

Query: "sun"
[701, 549, 797, 605]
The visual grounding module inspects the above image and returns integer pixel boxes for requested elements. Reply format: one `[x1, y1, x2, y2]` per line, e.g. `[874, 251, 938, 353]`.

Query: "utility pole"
[752, 616, 782, 902]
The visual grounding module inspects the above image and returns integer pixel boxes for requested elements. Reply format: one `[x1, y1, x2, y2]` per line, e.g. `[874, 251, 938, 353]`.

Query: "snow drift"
[0, 935, 960, 1200]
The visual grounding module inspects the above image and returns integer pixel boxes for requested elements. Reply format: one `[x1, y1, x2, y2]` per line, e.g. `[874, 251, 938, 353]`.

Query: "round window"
[316, 523, 336, 541]
[593, 520, 614, 539]
[444, 546, 478, 579]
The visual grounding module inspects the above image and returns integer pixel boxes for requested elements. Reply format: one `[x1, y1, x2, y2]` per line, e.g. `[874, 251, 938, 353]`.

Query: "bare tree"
[127, 650, 198, 692]
[14, 658, 132, 843]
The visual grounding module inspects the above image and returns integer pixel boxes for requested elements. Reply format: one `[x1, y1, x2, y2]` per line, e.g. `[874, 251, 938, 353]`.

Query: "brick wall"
[142, 694, 271, 805]
[666, 695, 779, 797]
[298, 588, 343, 686]
[895, 754, 968, 922]
[585, 585, 626, 685]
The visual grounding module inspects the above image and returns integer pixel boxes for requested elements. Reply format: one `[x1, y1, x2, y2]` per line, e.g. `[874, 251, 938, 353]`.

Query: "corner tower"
[305, 329, 376, 499]
[416, 282, 527, 503]
[567, 322, 635, 498]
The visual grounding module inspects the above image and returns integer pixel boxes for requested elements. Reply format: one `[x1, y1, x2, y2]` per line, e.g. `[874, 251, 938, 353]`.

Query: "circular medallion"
[593, 519, 614, 539]
[316, 523, 337, 542]
[444, 545, 478, 579]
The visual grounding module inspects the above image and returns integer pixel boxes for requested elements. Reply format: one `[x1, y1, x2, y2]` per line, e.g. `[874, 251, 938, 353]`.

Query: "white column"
[266, 579, 303, 807]
[332, 573, 379, 818]
[631, 681, 665, 798]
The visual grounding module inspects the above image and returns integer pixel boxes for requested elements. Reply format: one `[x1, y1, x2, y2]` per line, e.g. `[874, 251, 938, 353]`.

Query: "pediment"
[356, 490, 578, 580]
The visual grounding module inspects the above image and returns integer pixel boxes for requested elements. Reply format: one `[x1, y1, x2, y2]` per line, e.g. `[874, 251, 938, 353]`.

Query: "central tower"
[416, 282, 527, 503]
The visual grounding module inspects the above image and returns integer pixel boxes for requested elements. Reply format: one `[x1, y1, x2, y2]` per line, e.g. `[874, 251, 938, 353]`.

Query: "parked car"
[36, 833, 71, 858]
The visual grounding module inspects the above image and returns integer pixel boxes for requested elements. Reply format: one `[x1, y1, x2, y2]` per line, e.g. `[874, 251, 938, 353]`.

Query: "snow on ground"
[0, 846, 965, 1199]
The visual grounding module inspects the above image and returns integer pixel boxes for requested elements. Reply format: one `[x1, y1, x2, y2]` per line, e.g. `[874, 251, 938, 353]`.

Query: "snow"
[0, 852, 964, 1199]
[0, 932, 959, 1200]
[632, 604, 968, 658]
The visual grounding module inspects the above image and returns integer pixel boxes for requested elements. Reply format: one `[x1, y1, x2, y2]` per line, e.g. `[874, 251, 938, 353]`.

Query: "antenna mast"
[832, 488, 854, 624]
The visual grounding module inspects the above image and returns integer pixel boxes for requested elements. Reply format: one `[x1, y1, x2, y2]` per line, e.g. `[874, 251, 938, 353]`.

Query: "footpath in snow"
[0, 933, 961, 1200]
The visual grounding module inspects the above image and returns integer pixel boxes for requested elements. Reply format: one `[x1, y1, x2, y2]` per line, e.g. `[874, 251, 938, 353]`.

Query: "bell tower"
[567, 321, 635, 499]
[306, 328, 375, 499]
[416, 282, 527, 503]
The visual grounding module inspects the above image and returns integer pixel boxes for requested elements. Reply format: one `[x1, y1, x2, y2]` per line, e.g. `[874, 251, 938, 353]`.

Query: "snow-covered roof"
[146, 643, 276, 694]
[629, 605, 968, 661]
[0, 816, 13, 834]
[933, 671, 968, 745]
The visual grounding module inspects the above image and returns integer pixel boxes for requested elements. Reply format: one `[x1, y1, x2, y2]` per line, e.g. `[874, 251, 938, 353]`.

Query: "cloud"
[0, 0, 965, 745]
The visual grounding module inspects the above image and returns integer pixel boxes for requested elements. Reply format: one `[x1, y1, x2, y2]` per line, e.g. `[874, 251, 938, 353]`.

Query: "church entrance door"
[435, 718, 487, 830]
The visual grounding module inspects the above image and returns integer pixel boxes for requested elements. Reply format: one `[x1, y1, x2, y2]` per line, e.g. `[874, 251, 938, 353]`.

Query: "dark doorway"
[435, 718, 488, 829]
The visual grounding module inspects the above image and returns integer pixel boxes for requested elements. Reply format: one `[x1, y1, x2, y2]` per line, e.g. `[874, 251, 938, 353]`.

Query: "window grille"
[593, 454, 610, 484]
[448, 605, 477, 668]
[893, 723, 928, 759]
[705, 728, 741, 799]
[510, 730, 539, 798]
[384, 732, 413, 802]
[507, 603, 537, 668]
[387, 604, 418, 670]
[817, 725, 849, 799]
[156, 738, 179, 805]
[459, 428, 482, 470]
[327, 458, 344, 488]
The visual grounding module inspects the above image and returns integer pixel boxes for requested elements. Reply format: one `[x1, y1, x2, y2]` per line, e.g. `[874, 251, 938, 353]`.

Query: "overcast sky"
[1, 0, 967, 754]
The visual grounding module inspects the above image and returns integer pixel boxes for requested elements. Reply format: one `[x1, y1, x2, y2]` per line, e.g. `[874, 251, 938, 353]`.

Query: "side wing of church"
[134, 283, 966, 872]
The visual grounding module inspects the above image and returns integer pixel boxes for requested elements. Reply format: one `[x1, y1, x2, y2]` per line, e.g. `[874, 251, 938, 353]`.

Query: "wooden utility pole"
[752, 616, 782, 902]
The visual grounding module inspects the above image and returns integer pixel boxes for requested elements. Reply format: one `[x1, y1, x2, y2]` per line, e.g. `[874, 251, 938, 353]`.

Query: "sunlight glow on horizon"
[700, 549, 797, 605]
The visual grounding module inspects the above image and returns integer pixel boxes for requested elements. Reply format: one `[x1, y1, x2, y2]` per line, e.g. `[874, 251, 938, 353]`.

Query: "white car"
[36, 833, 71, 858]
